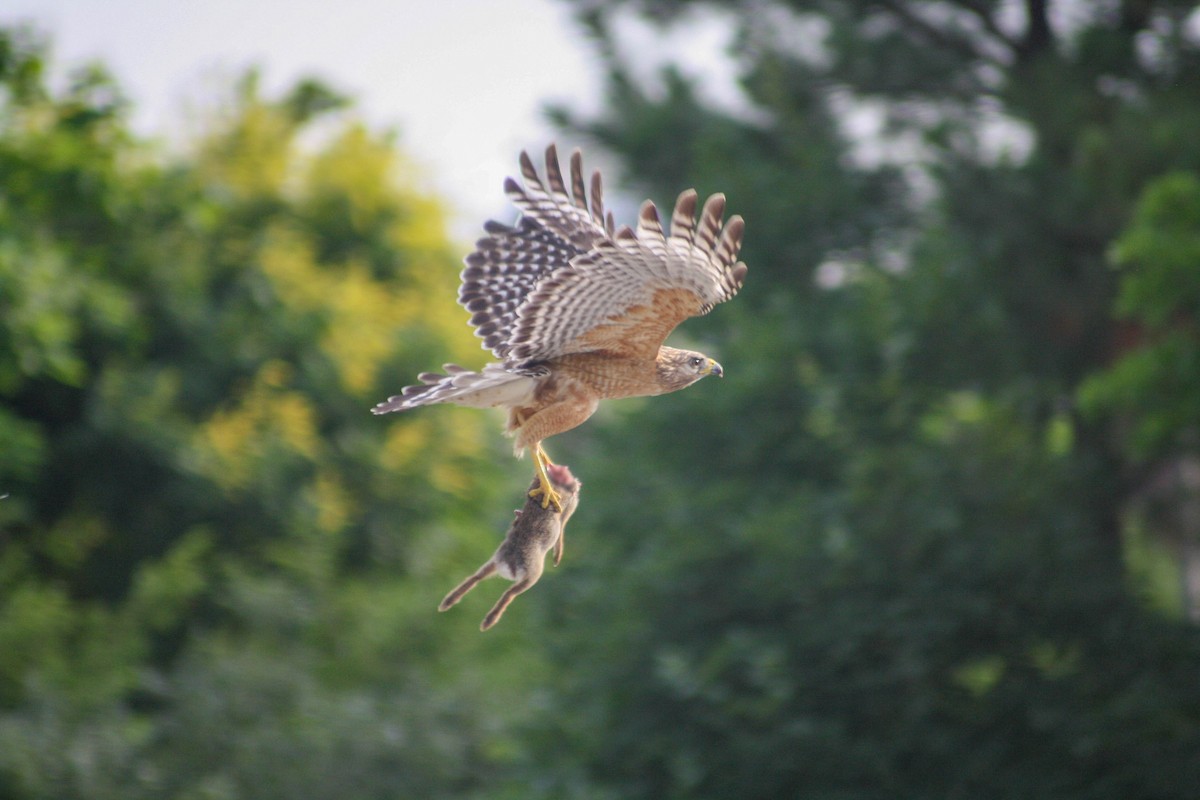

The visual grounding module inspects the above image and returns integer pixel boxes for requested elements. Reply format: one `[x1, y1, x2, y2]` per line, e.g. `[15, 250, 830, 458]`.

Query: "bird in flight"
[372, 145, 747, 510]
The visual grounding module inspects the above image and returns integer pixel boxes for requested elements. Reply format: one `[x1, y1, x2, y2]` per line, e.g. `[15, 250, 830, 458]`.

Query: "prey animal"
[372, 144, 747, 511]
[438, 463, 581, 631]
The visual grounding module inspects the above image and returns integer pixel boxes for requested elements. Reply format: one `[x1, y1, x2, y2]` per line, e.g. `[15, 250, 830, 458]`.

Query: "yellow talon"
[528, 444, 563, 512]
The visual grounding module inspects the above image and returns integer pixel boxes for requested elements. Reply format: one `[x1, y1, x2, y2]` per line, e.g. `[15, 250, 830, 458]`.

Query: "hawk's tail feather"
[371, 363, 536, 415]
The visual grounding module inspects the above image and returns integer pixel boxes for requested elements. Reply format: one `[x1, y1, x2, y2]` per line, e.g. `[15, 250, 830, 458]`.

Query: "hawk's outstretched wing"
[505, 191, 746, 363]
[458, 145, 747, 366]
[458, 146, 612, 361]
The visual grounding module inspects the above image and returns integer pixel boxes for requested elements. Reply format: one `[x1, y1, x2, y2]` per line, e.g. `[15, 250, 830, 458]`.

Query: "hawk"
[372, 145, 747, 510]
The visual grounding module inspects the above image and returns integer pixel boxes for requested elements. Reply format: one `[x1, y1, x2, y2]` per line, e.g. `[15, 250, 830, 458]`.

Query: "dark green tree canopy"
[512, 1, 1200, 797]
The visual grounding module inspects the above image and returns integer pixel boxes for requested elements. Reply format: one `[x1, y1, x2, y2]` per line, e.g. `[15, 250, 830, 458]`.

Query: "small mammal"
[438, 463, 581, 630]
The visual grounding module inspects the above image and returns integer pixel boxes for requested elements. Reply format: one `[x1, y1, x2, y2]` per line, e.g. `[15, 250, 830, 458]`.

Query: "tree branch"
[875, 0, 1007, 68]
[1020, 0, 1054, 57]
[956, 0, 1022, 55]
[1119, 0, 1153, 34]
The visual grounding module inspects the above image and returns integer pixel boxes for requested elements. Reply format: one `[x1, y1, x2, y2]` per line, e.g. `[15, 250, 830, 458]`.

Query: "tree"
[503, 1, 1200, 797]
[1081, 171, 1200, 619]
[0, 25, 538, 799]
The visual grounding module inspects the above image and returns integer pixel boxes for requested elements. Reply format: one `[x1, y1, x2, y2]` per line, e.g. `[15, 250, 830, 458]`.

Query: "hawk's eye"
[689, 356, 704, 369]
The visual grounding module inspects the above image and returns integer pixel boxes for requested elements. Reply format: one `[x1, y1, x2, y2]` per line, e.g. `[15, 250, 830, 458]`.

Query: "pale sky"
[2, 0, 743, 240]
[1, 0, 604, 236]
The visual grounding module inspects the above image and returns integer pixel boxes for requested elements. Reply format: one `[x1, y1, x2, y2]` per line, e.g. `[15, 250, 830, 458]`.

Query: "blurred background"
[1, 1, 1199, 798]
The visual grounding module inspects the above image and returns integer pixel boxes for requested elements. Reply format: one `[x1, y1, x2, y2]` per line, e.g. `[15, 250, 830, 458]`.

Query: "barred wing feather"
[458, 145, 611, 360]
[504, 190, 747, 363]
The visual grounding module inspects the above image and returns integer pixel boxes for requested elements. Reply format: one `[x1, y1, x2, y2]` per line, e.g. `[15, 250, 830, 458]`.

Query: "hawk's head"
[655, 346, 723, 394]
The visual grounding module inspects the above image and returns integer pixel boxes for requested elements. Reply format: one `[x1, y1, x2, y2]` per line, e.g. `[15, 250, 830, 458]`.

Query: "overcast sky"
[3, 0, 747, 241]
[1, 0, 612, 236]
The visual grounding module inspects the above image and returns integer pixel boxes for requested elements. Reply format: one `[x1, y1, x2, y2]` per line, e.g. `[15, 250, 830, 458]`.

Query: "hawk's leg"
[513, 396, 598, 512]
[529, 444, 563, 512]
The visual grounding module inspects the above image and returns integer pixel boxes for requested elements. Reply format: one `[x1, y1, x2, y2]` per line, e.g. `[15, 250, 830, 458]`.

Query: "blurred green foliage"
[0, 24, 542, 799]
[1080, 171, 1200, 457]
[518, 1, 1200, 798]
[3, 0, 1200, 797]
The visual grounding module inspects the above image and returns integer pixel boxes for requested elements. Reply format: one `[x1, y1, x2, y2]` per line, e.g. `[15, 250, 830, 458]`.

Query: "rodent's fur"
[438, 463, 581, 630]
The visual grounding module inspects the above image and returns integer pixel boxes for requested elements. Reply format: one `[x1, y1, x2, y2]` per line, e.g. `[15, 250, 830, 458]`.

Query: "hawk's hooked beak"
[707, 359, 724, 378]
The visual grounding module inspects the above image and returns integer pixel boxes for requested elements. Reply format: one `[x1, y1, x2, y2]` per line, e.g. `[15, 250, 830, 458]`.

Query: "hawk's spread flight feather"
[373, 145, 747, 508]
